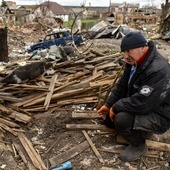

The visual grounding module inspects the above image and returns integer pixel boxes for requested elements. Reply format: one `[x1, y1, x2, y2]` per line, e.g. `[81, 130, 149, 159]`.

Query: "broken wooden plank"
[23, 88, 87, 107]
[0, 118, 20, 128]
[0, 103, 12, 114]
[66, 124, 115, 132]
[9, 104, 32, 116]
[0, 94, 22, 102]
[49, 140, 90, 168]
[13, 142, 37, 170]
[96, 61, 117, 71]
[44, 74, 58, 110]
[0, 122, 17, 136]
[67, 70, 90, 82]
[82, 130, 104, 163]
[9, 111, 32, 124]
[18, 133, 47, 170]
[8, 84, 48, 91]
[84, 53, 121, 64]
[80, 70, 104, 83]
[56, 97, 98, 107]
[90, 49, 105, 56]
[13, 92, 46, 107]
[72, 111, 100, 119]
[89, 79, 115, 87]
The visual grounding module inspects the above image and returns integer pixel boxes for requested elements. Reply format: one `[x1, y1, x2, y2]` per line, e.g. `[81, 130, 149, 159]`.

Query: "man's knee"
[114, 112, 135, 131]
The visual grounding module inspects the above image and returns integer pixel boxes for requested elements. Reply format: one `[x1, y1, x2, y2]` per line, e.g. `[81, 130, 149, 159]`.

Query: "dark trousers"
[104, 112, 152, 146]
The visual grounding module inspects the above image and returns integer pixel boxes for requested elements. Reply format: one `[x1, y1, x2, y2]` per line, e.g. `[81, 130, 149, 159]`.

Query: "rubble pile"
[0, 23, 169, 170]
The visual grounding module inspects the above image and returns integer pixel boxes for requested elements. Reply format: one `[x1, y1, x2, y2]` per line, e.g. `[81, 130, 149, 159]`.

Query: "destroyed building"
[108, 2, 160, 29]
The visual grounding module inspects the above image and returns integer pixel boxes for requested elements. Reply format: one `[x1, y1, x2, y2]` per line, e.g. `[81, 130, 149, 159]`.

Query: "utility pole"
[109, 0, 112, 13]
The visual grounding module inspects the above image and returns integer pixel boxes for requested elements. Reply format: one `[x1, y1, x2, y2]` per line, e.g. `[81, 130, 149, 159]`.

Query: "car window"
[45, 35, 54, 41]
[54, 33, 60, 38]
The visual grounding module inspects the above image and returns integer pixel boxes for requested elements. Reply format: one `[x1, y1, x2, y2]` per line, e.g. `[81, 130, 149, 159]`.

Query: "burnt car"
[27, 31, 84, 52]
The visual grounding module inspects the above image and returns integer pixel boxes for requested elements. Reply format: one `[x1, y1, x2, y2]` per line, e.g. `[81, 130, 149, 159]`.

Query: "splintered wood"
[18, 133, 47, 170]
[0, 47, 169, 170]
[0, 49, 122, 169]
[0, 51, 122, 113]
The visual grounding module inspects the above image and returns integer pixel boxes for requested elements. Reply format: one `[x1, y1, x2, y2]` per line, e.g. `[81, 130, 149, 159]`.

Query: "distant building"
[109, 2, 159, 28]
[109, 2, 140, 14]
[64, 6, 109, 20]
[5, 1, 16, 6]
[0, 1, 32, 24]
[34, 1, 69, 22]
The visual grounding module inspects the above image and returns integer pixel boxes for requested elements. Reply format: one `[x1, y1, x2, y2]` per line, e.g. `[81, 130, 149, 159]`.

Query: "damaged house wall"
[109, 2, 140, 14]
[4, 1, 32, 24]
[65, 6, 109, 20]
[109, 2, 160, 29]
[109, 2, 139, 25]
[0, 7, 32, 25]
[8, 6, 31, 23]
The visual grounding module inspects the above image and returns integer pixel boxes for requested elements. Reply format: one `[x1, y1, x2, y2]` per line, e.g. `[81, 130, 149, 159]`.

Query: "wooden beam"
[23, 88, 86, 107]
[0, 103, 12, 114]
[44, 74, 58, 110]
[0, 122, 17, 136]
[9, 111, 32, 124]
[18, 133, 47, 170]
[66, 124, 115, 132]
[49, 140, 90, 168]
[13, 142, 37, 170]
[72, 111, 100, 119]
[82, 130, 104, 163]
[0, 118, 20, 128]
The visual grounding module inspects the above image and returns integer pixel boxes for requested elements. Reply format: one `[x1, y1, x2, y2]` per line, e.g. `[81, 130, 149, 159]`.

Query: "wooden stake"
[44, 74, 58, 110]
[82, 130, 105, 164]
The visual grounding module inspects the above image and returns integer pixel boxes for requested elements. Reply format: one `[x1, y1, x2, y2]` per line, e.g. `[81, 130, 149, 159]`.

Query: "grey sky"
[2, 0, 164, 7]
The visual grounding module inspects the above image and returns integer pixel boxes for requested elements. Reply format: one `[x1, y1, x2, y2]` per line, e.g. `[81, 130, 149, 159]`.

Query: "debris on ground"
[0, 22, 169, 170]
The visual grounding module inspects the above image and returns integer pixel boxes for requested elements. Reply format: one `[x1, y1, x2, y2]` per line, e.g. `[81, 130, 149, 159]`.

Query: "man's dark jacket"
[106, 41, 170, 134]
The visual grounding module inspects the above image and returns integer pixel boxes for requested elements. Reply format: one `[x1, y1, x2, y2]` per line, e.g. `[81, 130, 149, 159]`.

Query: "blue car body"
[29, 31, 83, 52]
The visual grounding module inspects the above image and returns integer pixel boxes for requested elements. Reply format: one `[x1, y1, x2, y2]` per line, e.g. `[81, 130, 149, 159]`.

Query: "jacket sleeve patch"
[139, 85, 153, 97]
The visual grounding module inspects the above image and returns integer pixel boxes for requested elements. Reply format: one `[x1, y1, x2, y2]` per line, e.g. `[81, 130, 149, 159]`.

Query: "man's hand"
[97, 105, 109, 120]
[109, 108, 115, 121]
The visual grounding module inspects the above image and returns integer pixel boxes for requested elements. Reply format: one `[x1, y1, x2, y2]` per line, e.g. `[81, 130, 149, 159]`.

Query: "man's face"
[122, 47, 145, 65]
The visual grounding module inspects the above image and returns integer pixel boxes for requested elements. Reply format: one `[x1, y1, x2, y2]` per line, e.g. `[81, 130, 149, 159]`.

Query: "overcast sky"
[2, 0, 164, 7]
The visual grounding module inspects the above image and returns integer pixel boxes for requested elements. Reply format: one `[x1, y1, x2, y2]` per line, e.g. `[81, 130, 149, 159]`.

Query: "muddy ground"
[0, 27, 170, 170]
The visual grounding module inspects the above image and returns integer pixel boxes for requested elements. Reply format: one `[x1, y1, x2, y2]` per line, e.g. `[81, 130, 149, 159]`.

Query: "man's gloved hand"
[97, 105, 109, 120]
[109, 108, 115, 121]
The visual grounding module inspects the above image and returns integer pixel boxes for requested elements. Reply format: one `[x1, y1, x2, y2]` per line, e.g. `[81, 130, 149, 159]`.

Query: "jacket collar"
[137, 41, 156, 72]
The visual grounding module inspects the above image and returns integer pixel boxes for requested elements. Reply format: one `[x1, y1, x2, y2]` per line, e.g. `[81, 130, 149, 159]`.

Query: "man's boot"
[119, 143, 148, 162]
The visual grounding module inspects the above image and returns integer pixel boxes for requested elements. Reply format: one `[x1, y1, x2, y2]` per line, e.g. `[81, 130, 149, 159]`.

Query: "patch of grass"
[64, 19, 99, 29]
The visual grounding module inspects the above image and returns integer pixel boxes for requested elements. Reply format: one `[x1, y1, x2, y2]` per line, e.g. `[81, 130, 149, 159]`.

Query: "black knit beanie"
[120, 31, 148, 52]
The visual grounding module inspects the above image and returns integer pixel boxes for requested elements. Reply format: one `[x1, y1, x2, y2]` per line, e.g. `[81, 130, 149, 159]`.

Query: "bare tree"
[80, 0, 86, 7]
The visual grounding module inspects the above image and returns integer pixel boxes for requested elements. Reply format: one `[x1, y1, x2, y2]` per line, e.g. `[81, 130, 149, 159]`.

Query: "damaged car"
[26, 31, 84, 52]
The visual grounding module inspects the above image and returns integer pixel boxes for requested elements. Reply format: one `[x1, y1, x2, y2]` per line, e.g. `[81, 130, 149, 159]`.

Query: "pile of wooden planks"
[0, 49, 123, 114]
[0, 48, 123, 170]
